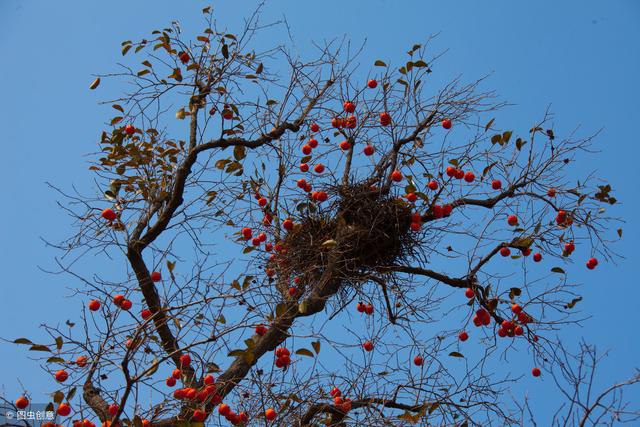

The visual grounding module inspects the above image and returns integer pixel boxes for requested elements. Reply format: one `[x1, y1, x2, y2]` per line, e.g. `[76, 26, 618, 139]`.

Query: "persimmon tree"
[9, 6, 639, 427]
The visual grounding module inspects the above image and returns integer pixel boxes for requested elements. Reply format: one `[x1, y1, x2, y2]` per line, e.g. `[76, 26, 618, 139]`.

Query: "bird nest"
[275, 183, 416, 283]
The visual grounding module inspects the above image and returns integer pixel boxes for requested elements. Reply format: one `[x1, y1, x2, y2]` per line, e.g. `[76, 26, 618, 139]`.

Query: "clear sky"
[1, 0, 639, 422]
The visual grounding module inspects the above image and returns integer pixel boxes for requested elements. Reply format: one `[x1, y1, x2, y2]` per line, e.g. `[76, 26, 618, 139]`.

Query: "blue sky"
[1, 0, 639, 422]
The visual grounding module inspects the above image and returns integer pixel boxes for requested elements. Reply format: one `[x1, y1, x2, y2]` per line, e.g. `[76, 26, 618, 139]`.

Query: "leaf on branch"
[374, 60, 387, 67]
[46, 357, 65, 364]
[295, 348, 314, 357]
[225, 161, 243, 174]
[565, 296, 582, 309]
[13, 338, 33, 345]
[509, 287, 522, 299]
[145, 358, 159, 377]
[311, 341, 321, 354]
[449, 351, 464, 358]
[233, 145, 246, 161]
[551, 267, 566, 274]
[428, 402, 440, 415]
[29, 344, 51, 352]
[502, 130, 513, 144]
[66, 387, 77, 401]
[168, 68, 183, 82]
[484, 118, 495, 132]
[89, 77, 101, 90]
[481, 162, 498, 178]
